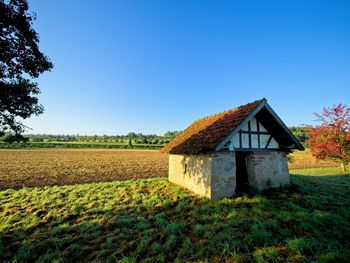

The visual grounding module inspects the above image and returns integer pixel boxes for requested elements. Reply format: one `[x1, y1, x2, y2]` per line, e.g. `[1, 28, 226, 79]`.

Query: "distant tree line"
[1, 128, 309, 145]
[0, 131, 181, 145]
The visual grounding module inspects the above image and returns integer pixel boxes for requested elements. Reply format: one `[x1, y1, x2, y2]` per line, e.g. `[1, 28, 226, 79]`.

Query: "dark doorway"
[235, 152, 249, 191]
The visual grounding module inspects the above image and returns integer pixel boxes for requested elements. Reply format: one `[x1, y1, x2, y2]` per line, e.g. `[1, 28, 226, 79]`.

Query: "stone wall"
[168, 153, 236, 199]
[246, 151, 290, 190]
[168, 154, 212, 198]
[168, 151, 288, 199]
[211, 152, 236, 200]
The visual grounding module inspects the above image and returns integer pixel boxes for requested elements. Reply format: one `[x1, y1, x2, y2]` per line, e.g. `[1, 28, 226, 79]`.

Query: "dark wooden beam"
[240, 130, 270, 135]
[257, 121, 260, 148]
[234, 148, 286, 152]
[239, 130, 242, 148]
[265, 135, 272, 149]
[248, 121, 252, 148]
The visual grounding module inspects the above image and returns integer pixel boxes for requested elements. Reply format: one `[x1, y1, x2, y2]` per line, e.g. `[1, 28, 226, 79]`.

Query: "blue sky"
[25, 0, 350, 135]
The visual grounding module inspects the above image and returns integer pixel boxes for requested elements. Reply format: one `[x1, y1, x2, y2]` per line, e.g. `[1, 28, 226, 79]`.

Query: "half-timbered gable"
[223, 117, 279, 151]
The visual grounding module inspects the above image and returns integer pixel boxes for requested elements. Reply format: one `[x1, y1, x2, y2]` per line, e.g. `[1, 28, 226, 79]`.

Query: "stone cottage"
[161, 98, 304, 200]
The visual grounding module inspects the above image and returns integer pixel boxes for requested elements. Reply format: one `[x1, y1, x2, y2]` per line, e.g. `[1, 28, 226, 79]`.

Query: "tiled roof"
[161, 99, 265, 154]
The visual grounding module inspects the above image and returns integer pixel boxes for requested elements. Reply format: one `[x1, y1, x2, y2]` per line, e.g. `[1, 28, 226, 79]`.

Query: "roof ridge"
[193, 98, 265, 123]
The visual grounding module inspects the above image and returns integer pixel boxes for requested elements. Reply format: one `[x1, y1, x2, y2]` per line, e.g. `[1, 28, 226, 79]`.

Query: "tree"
[306, 103, 350, 171]
[0, 0, 53, 136]
[164, 131, 180, 138]
[1, 133, 28, 143]
[127, 132, 137, 139]
[288, 126, 310, 143]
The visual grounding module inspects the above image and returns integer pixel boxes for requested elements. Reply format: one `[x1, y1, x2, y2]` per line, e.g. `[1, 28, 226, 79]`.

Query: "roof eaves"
[263, 103, 305, 151]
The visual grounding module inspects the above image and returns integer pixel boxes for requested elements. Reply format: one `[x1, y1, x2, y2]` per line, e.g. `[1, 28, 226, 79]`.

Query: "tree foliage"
[2, 133, 27, 143]
[288, 126, 309, 143]
[0, 0, 53, 136]
[306, 103, 350, 171]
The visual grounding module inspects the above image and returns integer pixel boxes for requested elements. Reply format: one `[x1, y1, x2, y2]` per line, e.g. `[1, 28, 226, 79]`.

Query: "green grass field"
[1, 168, 349, 262]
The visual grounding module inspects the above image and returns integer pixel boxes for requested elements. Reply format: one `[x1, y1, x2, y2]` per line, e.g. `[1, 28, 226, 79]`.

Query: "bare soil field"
[0, 148, 338, 190]
[0, 149, 168, 190]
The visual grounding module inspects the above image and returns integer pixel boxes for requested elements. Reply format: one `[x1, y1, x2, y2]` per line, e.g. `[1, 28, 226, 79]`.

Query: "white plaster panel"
[251, 118, 258, 132]
[242, 133, 249, 148]
[251, 134, 258, 148]
[241, 123, 249, 131]
[260, 134, 270, 148]
[268, 137, 279, 149]
[231, 133, 240, 148]
[259, 122, 268, 132]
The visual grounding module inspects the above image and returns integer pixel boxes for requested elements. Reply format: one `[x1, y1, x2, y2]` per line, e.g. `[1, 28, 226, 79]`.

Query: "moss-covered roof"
[161, 99, 265, 154]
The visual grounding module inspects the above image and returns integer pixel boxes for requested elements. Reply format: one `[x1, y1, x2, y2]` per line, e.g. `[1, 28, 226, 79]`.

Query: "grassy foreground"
[1, 168, 349, 262]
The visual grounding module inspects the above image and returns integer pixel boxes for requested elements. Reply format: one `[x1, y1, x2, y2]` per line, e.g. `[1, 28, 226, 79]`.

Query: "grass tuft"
[0, 168, 349, 261]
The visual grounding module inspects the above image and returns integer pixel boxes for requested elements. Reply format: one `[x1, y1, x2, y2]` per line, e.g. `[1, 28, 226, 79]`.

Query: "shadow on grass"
[290, 172, 350, 199]
[1, 174, 350, 262]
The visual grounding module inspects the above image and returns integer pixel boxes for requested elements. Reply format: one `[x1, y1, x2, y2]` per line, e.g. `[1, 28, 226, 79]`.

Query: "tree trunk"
[341, 161, 347, 172]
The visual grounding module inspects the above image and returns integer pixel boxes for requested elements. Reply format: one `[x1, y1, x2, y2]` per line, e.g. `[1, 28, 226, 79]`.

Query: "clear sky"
[24, 0, 350, 135]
